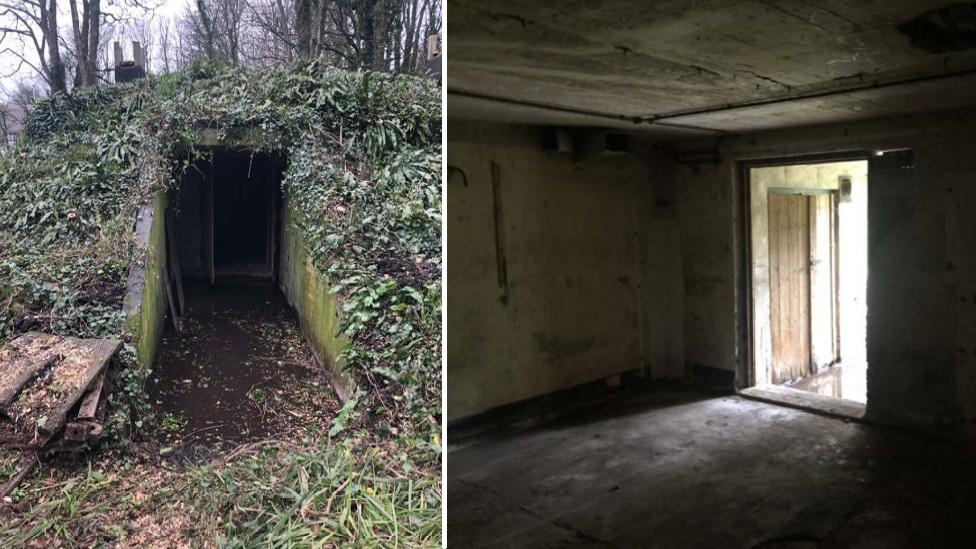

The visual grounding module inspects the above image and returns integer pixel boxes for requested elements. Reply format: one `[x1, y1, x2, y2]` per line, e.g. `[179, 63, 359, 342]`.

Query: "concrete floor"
[448, 387, 976, 548]
[787, 361, 866, 404]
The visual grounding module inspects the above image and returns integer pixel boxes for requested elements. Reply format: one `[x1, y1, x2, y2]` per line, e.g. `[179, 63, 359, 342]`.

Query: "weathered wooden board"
[1, 335, 120, 446]
[0, 333, 64, 408]
[75, 373, 105, 420]
[769, 192, 812, 384]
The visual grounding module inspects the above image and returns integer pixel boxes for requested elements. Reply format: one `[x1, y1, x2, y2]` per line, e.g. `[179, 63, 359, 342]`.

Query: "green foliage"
[0, 61, 441, 449]
[0, 439, 441, 547]
[190, 441, 441, 546]
[285, 143, 441, 441]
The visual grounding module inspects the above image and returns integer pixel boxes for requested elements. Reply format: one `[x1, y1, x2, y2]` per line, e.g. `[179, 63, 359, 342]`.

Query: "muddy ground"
[145, 279, 341, 457]
[0, 279, 351, 547]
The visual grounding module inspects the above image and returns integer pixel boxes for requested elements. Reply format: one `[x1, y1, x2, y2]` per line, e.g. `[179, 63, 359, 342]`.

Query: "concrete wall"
[676, 161, 739, 375]
[278, 194, 354, 400]
[447, 121, 683, 420]
[173, 169, 206, 277]
[124, 192, 168, 373]
[671, 108, 976, 435]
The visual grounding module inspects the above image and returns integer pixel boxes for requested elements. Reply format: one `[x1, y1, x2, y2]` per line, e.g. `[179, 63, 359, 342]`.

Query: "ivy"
[0, 60, 441, 456]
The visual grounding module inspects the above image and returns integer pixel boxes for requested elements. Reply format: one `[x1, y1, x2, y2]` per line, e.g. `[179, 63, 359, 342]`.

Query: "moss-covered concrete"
[279, 193, 355, 400]
[123, 191, 168, 373]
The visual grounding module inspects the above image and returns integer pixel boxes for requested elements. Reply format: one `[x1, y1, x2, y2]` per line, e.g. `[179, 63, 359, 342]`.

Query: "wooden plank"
[75, 373, 104, 420]
[165, 210, 186, 315]
[205, 160, 215, 284]
[768, 192, 812, 383]
[798, 195, 812, 377]
[0, 333, 62, 409]
[64, 419, 102, 442]
[769, 193, 783, 382]
[267, 164, 275, 279]
[4, 337, 121, 445]
[161, 249, 182, 332]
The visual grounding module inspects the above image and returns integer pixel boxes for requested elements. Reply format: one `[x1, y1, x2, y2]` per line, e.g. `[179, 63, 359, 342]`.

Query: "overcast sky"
[0, 0, 191, 98]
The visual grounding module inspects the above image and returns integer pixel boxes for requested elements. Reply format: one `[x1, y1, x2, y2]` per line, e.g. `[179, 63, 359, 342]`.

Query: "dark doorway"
[213, 153, 275, 275]
[170, 150, 283, 282]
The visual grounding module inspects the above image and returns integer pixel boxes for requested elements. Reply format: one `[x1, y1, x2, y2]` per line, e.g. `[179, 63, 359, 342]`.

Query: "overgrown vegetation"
[0, 60, 441, 545]
[0, 437, 441, 546]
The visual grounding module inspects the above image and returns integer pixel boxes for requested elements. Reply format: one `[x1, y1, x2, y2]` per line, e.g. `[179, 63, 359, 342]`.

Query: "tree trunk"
[197, 0, 217, 59]
[86, 0, 100, 85]
[371, 0, 387, 70]
[295, 0, 313, 57]
[44, 0, 67, 94]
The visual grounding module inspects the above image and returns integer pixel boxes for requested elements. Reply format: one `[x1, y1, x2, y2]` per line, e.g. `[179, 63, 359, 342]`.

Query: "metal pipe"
[447, 88, 721, 133]
[449, 65, 976, 129]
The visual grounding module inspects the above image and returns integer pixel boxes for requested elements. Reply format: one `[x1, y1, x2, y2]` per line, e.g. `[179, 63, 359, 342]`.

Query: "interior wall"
[671, 107, 976, 435]
[676, 161, 739, 376]
[174, 165, 206, 277]
[447, 121, 683, 420]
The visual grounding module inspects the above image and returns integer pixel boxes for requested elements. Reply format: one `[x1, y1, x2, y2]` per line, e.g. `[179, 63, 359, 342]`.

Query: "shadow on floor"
[448, 386, 976, 549]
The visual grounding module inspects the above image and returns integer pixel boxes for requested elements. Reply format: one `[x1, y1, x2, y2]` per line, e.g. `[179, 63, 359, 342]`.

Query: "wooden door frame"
[737, 151, 871, 389]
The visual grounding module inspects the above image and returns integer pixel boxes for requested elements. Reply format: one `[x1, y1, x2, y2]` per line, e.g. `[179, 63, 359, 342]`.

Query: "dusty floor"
[448, 386, 976, 549]
[147, 278, 339, 452]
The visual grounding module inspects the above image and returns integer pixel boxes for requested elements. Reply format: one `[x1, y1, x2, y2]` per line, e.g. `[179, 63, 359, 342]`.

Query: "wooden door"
[768, 192, 812, 383]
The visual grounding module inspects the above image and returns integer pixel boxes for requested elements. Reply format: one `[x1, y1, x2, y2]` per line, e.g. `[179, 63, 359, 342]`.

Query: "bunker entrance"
[148, 151, 339, 448]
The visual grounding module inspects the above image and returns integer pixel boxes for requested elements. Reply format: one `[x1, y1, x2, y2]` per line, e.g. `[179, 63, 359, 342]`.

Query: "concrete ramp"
[0, 332, 120, 447]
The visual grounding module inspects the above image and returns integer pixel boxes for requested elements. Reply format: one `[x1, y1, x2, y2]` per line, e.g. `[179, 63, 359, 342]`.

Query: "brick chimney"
[114, 41, 147, 83]
[427, 34, 441, 60]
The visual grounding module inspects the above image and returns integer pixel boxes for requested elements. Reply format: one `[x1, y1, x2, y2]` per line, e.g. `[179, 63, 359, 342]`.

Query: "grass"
[0, 436, 441, 547]
[192, 442, 440, 547]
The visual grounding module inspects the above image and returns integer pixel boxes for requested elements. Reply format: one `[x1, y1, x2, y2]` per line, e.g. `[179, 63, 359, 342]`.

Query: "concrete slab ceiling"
[448, 0, 976, 135]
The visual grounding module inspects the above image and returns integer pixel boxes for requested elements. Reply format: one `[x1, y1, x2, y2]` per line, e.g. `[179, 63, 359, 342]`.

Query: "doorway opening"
[146, 150, 340, 448]
[747, 159, 868, 405]
[170, 149, 283, 282]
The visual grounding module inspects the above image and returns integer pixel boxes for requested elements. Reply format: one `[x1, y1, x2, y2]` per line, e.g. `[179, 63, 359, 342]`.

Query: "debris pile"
[0, 332, 119, 498]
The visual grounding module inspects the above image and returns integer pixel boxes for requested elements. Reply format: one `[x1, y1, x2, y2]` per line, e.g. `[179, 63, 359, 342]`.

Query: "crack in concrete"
[816, 5, 863, 31]
[755, 0, 861, 33]
[690, 64, 723, 78]
[454, 477, 620, 548]
[737, 69, 791, 90]
[755, 0, 830, 33]
[449, 0, 531, 28]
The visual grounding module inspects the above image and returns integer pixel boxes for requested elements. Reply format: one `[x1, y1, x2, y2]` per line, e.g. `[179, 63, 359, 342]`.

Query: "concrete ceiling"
[447, 0, 976, 135]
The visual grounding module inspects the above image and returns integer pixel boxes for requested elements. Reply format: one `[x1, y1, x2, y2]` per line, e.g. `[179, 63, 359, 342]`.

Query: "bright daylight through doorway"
[749, 160, 868, 405]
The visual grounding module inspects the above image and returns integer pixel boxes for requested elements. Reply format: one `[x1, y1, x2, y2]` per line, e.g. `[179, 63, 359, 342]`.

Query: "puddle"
[786, 361, 866, 403]
[147, 279, 337, 447]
